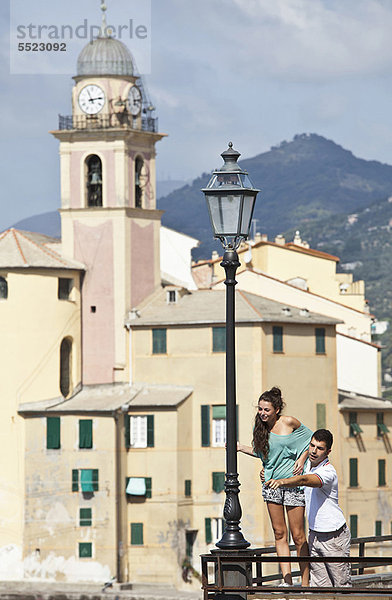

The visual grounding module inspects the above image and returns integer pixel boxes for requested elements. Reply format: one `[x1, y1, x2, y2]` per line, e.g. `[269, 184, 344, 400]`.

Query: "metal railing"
[58, 113, 158, 133]
[200, 535, 392, 598]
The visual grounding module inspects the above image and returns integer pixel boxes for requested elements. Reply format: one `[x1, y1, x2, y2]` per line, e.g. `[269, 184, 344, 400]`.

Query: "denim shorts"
[262, 483, 305, 507]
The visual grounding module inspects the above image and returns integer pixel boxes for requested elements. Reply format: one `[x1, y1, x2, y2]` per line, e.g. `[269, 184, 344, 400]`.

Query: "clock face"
[78, 85, 106, 115]
[128, 85, 142, 116]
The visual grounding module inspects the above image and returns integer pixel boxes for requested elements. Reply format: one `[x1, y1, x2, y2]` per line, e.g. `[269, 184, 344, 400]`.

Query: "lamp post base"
[211, 548, 252, 599]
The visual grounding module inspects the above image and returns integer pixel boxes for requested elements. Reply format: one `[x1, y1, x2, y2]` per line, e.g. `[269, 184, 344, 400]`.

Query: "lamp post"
[202, 143, 259, 550]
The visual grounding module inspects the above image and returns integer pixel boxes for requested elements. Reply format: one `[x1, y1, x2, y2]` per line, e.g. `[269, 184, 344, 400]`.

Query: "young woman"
[238, 387, 313, 586]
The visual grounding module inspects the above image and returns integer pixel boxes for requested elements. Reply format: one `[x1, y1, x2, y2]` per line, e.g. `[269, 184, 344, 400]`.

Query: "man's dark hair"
[312, 429, 333, 451]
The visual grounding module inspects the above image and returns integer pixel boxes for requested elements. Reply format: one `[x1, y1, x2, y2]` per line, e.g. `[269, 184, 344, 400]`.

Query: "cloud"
[163, 0, 392, 82]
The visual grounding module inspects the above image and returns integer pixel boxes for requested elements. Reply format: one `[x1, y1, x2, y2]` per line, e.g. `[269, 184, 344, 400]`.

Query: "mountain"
[8, 179, 188, 239]
[11, 211, 61, 238]
[158, 133, 392, 259]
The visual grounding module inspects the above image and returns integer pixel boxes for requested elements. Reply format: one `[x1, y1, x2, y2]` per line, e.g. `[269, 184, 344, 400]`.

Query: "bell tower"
[51, 4, 166, 385]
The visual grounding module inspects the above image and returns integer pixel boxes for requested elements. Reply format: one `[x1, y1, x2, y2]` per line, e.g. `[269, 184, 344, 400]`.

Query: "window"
[205, 518, 212, 544]
[201, 405, 237, 447]
[316, 403, 326, 429]
[205, 517, 224, 544]
[167, 290, 177, 303]
[72, 469, 98, 492]
[377, 412, 389, 437]
[201, 405, 210, 447]
[60, 337, 72, 397]
[135, 157, 144, 208]
[126, 476, 152, 498]
[378, 459, 386, 487]
[79, 420, 93, 449]
[152, 329, 166, 354]
[79, 542, 92, 558]
[212, 327, 226, 352]
[273, 326, 283, 352]
[315, 327, 326, 354]
[350, 515, 358, 538]
[131, 522, 143, 545]
[349, 458, 358, 487]
[46, 417, 60, 449]
[86, 155, 102, 207]
[375, 521, 382, 536]
[185, 480, 192, 497]
[186, 531, 197, 559]
[58, 278, 73, 300]
[212, 405, 226, 447]
[349, 412, 362, 437]
[0, 276, 8, 299]
[125, 415, 154, 448]
[79, 508, 92, 526]
[212, 472, 225, 493]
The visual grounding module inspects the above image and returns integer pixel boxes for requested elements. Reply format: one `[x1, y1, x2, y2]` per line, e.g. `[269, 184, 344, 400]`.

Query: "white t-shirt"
[304, 457, 346, 532]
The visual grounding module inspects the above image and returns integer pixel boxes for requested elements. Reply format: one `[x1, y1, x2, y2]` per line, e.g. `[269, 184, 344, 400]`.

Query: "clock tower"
[51, 9, 166, 385]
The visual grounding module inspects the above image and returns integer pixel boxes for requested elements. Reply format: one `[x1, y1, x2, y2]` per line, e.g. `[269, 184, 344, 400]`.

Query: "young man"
[265, 429, 351, 587]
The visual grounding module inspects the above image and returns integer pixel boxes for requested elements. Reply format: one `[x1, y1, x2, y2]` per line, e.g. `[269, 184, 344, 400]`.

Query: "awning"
[81, 469, 94, 492]
[126, 477, 146, 495]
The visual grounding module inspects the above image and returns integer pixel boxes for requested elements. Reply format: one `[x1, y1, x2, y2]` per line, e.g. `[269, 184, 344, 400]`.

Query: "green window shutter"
[79, 542, 92, 558]
[375, 521, 382, 536]
[131, 523, 144, 545]
[147, 415, 154, 447]
[185, 480, 191, 497]
[316, 403, 326, 429]
[349, 458, 358, 487]
[79, 508, 92, 526]
[350, 515, 358, 538]
[378, 459, 386, 487]
[205, 518, 212, 544]
[315, 327, 326, 354]
[377, 412, 389, 436]
[349, 412, 363, 437]
[47, 417, 60, 449]
[92, 469, 99, 491]
[145, 477, 152, 498]
[212, 327, 226, 352]
[201, 405, 210, 447]
[79, 419, 93, 449]
[124, 414, 130, 448]
[272, 326, 283, 352]
[72, 469, 79, 492]
[152, 329, 167, 354]
[212, 471, 225, 493]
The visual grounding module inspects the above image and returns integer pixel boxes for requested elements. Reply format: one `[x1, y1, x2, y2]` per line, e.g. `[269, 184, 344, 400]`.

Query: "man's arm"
[265, 473, 322, 489]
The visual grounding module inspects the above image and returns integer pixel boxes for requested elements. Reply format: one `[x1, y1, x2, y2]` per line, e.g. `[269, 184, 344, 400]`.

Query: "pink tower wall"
[130, 220, 156, 307]
[74, 220, 115, 384]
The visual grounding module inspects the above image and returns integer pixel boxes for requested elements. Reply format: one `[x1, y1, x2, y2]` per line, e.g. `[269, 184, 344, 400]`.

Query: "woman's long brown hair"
[252, 387, 285, 460]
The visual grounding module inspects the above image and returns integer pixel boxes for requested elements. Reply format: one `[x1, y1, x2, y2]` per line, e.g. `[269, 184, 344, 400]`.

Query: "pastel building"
[0, 12, 390, 591]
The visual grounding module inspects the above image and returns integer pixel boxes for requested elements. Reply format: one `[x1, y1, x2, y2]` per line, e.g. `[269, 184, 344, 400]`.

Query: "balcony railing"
[58, 113, 158, 133]
[201, 535, 392, 598]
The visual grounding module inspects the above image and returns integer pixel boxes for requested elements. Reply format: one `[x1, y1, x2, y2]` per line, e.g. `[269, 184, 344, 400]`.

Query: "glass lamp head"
[202, 143, 260, 249]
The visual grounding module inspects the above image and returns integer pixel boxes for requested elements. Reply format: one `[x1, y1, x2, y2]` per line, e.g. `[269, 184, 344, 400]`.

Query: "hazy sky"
[2, 0, 392, 231]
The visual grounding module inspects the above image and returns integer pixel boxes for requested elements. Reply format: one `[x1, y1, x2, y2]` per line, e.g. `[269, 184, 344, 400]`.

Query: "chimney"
[275, 234, 285, 246]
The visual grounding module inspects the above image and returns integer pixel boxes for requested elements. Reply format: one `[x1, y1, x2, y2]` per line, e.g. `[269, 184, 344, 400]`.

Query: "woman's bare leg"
[267, 502, 292, 584]
[287, 505, 309, 587]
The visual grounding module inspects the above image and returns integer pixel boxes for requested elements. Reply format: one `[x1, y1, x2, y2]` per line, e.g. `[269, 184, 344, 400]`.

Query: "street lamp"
[202, 143, 259, 549]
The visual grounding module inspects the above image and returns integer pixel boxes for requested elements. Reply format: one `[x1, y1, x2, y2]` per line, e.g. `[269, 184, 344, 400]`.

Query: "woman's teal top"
[258, 423, 313, 481]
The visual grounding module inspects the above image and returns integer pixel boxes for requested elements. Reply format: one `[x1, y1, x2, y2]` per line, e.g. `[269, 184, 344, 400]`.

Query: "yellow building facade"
[0, 11, 390, 591]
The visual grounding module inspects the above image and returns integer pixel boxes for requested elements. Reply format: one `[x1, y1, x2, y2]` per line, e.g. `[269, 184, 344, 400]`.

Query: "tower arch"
[85, 154, 103, 207]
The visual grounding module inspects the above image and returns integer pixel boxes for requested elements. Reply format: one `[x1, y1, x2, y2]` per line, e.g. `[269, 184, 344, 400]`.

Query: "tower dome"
[77, 36, 134, 77]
